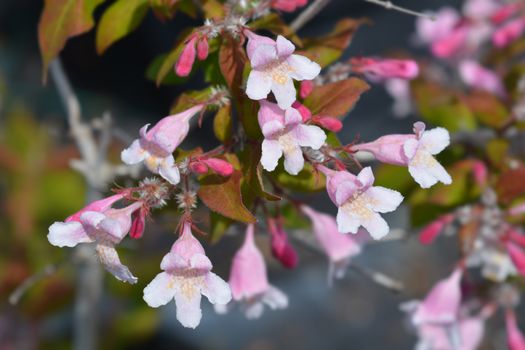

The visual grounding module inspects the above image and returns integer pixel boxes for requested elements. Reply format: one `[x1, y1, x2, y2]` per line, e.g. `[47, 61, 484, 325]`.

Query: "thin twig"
[363, 0, 435, 20]
[290, 0, 331, 32]
[8, 263, 62, 305]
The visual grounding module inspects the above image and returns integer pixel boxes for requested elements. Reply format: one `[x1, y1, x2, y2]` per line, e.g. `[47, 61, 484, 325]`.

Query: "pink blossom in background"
[506, 241, 525, 276]
[493, 17, 525, 48]
[301, 205, 362, 284]
[384, 78, 412, 117]
[415, 316, 485, 350]
[431, 25, 469, 58]
[462, 0, 500, 20]
[258, 100, 326, 175]
[506, 309, 525, 350]
[271, 0, 308, 12]
[412, 267, 463, 325]
[416, 7, 460, 45]
[299, 80, 314, 98]
[175, 36, 197, 77]
[350, 57, 419, 80]
[491, 2, 524, 24]
[353, 122, 452, 188]
[121, 105, 204, 184]
[268, 218, 299, 269]
[319, 166, 403, 240]
[48, 201, 144, 284]
[419, 214, 455, 245]
[217, 225, 288, 319]
[245, 33, 321, 109]
[459, 60, 505, 96]
[143, 222, 231, 328]
[471, 160, 488, 186]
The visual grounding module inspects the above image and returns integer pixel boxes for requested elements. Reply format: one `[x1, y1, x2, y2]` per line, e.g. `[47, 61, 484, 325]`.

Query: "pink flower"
[416, 7, 460, 45]
[319, 166, 403, 240]
[384, 78, 412, 117]
[175, 36, 197, 77]
[415, 316, 484, 350]
[218, 225, 288, 319]
[64, 193, 124, 223]
[245, 33, 321, 109]
[267, 218, 299, 269]
[493, 17, 525, 48]
[506, 309, 525, 350]
[48, 199, 143, 284]
[412, 267, 463, 325]
[463, 0, 500, 20]
[130, 206, 147, 239]
[300, 80, 314, 98]
[121, 105, 204, 184]
[258, 100, 326, 175]
[431, 26, 469, 58]
[350, 57, 419, 80]
[353, 122, 452, 188]
[472, 160, 488, 186]
[196, 36, 209, 61]
[143, 222, 231, 328]
[491, 3, 524, 24]
[506, 241, 525, 276]
[271, 0, 307, 12]
[459, 60, 505, 96]
[419, 214, 455, 245]
[301, 206, 362, 284]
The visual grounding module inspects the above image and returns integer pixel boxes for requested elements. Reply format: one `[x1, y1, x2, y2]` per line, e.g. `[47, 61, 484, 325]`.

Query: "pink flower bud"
[190, 161, 209, 174]
[271, 0, 308, 12]
[130, 207, 146, 239]
[202, 158, 234, 177]
[509, 228, 525, 248]
[493, 17, 525, 48]
[315, 116, 343, 132]
[175, 36, 197, 77]
[351, 57, 419, 80]
[292, 101, 312, 122]
[419, 214, 454, 245]
[268, 218, 298, 269]
[472, 160, 488, 186]
[492, 3, 525, 25]
[459, 60, 505, 96]
[507, 242, 525, 276]
[431, 26, 468, 58]
[300, 80, 314, 98]
[197, 36, 209, 61]
[505, 309, 525, 350]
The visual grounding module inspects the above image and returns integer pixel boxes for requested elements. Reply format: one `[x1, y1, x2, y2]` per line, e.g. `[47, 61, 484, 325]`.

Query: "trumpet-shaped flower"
[459, 60, 505, 96]
[48, 200, 143, 284]
[506, 309, 525, 350]
[143, 223, 231, 328]
[320, 166, 403, 240]
[245, 33, 321, 109]
[350, 57, 419, 80]
[217, 225, 288, 319]
[121, 105, 204, 185]
[301, 205, 362, 284]
[353, 122, 452, 188]
[258, 100, 326, 175]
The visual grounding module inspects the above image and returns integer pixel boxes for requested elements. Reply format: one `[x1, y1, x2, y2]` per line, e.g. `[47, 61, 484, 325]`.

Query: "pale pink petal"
[96, 244, 138, 284]
[246, 71, 272, 101]
[290, 124, 326, 150]
[174, 287, 202, 328]
[283, 145, 304, 175]
[335, 181, 358, 206]
[261, 120, 285, 138]
[47, 221, 92, 247]
[201, 272, 232, 305]
[261, 139, 283, 171]
[426, 160, 452, 185]
[284, 107, 302, 126]
[258, 100, 286, 126]
[158, 156, 180, 185]
[357, 166, 375, 189]
[272, 78, 297, 110]
[189, 253, 213, 271]
[245, 32, 275, 60]
[336, 209, 360, 234]
[251, 44, 278, 68]
[361, 213, 390, 240]
[364, 186, 403, 213]
[65, 194, 124, 223]
[121, 139, 146, 165]
[409, 164, 439, 189]
[262, 285, 288, 310]
[276, 35, 295, 58]
[143, 272, 177, 307]
[79, 211, 107, 231]
[458, 317, 485, 350]
[287, 54, 321, 81]
[244, 301, 265, 319]
[420, 127, 450, 155]
[98, 217, 126, 242]
[161, 252, 187, 271]
[403, 138, 419, 159]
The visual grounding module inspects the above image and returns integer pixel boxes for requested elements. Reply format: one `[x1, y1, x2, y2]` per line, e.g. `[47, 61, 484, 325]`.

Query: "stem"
[290, 0, 331, 32]
[8, 264, 61, 305]
[363, 0, 435, 20]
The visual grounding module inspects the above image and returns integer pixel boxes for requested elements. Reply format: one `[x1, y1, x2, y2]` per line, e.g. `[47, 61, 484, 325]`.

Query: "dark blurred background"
[5, 1, 511, 350]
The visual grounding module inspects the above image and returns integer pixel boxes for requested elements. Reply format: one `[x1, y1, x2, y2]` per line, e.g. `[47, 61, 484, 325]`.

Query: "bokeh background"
[3, 0, 513, 349]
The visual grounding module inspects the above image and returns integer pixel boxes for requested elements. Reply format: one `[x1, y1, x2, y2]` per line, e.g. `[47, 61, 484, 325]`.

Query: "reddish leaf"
[198, 170, 256, 223]
[38, 0, 105, 81]
[303, 78, 369, 117]
[496, 165, 525, 204]
[219, 36, 246, 94]
[461, 91, 510, 129]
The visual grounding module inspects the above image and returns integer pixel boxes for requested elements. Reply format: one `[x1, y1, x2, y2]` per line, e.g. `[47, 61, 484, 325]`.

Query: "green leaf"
[198, 170, 256, 223]
[151, 29, 194, 86]
[374, 164, 416, 195]
[209, 211, 233, 243]
[486, 138, 509, 168]
[270, 163, 325, 192]
[250, 13, 302, 46]
[462, 91, 510, 129]
[149, 0, 178, 21]
[170, 87, 212, 114]
[38, 0, 105, 80]
[213, 104, 233, 143]
[303, 78, 369, 117]
[96, 0, 149, 54]
[240, 145, 281, 203]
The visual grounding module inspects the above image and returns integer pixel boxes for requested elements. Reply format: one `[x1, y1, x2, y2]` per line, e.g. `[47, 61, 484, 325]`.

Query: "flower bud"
[202, 158, 234, 177]
[175, 36, 197, 77]
[315, 116, 343, 132]
[300, 80, 314, 98]
[130, 207, 146, 239]
[189, 161, 209, 174]
[292, 101, 312, 122]
[268, 218, 298, 269]
[197, 36, 209, 61]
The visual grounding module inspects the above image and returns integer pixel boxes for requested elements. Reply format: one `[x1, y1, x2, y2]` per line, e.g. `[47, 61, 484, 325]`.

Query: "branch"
[290, 0, 331, 32]
[363, 0, 435, 20]
[8, 263, 62, 305]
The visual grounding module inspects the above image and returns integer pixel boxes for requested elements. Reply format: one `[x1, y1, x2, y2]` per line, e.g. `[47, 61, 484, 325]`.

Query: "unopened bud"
[175, 36, 197, 77]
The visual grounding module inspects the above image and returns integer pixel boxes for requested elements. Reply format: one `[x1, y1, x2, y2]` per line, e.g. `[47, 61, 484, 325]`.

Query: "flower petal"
[420, 127, 450, 155]
[335, 181, 358, 207]
[174, 286, 202, 328]
[361, 213, 390, 240]
[158, 156, 180, 185]
[161, 252, 187, 271]
[190, 253, 213, 271]
[201, 272, 232, 305]
[79, 211, 107, 231]
[403, 138, 419, 159]
[244, 300, 265, 319]
[284, 106, 302, 126]
[357, 166, 375, 189]
[283, 145, 304, 175]
[276, 35, 295, 58]
[251, 44, 277, 69]
[246, 71, 272, 101]
[261, 120, 285, 139]
[365, 186, 404, 213]
[143, 272, 177, 307]
[287, 54, 321, 80]
[272, 78, 297, 110]
[96, 244, 138, 284]
[262, 285, 288, 309]
[336, 208, 360, 234]
[121, 139, 146, 165]
[98, 217, 126, 242]
[261, 139, 283, 172]
[409, 164, 439, 189]
[290, 124, 326, 150]
[48, 221, 92, 247]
